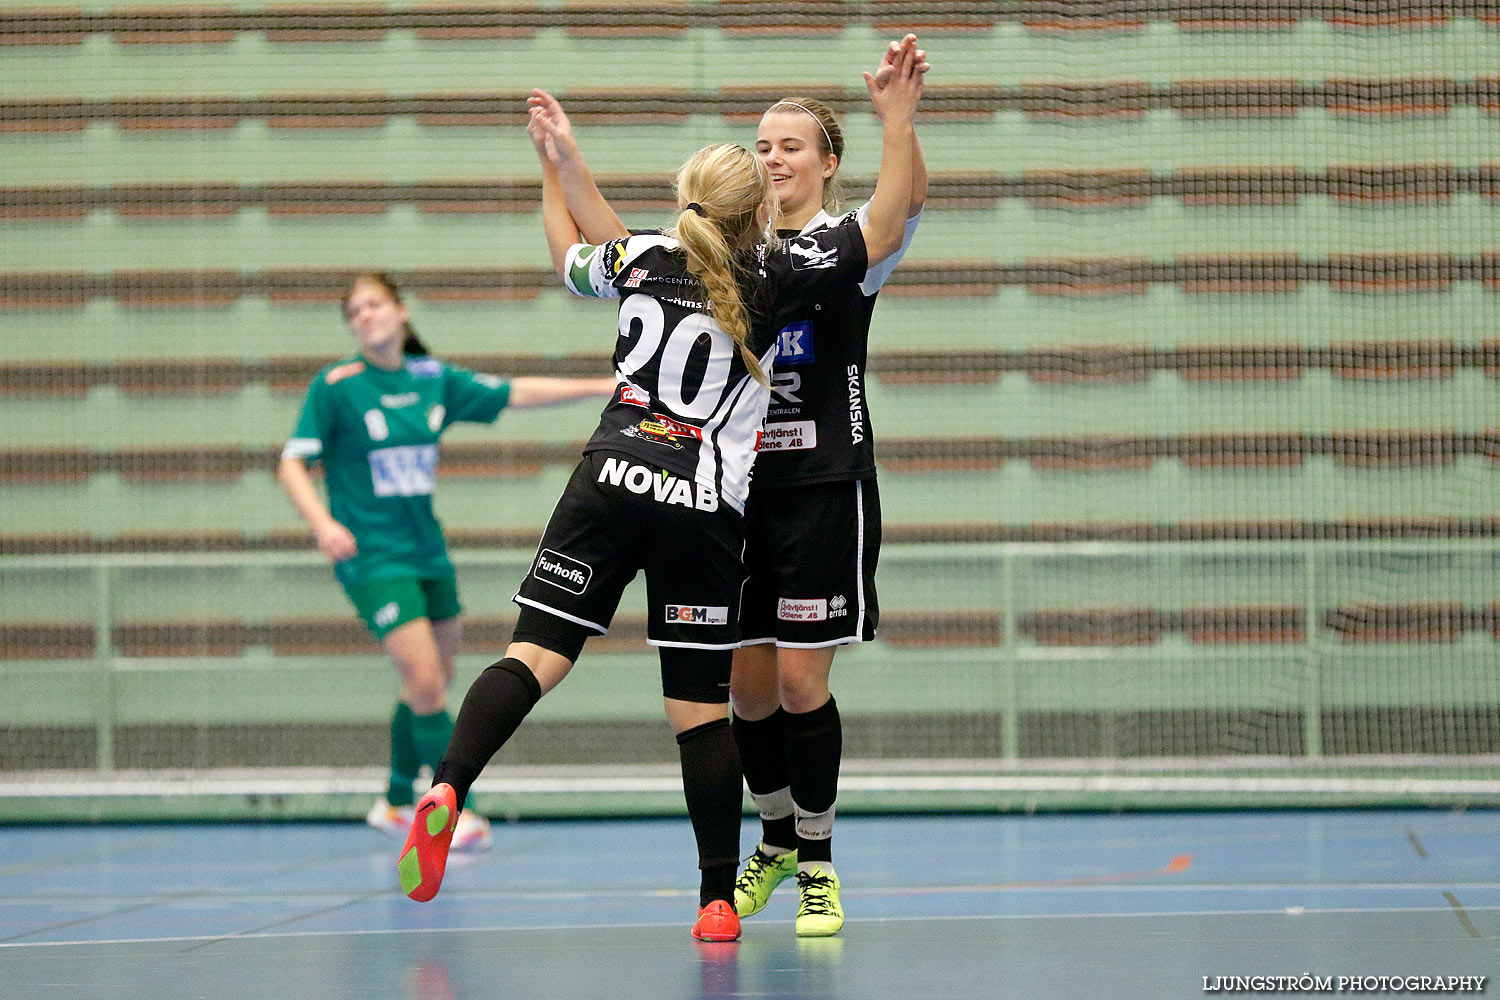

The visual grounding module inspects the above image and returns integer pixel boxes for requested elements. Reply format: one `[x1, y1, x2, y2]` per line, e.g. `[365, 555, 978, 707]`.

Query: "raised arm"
[506, 375, 617, 408]
[527, 89, 630, 245]
[533, 155, 583, 277]
[859, 40, 924, 265]
[873, 35, 930, 218]
[528, 102, 587, 275]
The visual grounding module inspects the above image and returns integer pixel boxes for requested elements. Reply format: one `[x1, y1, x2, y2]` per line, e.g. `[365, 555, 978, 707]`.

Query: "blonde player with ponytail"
[394, 44, 925, 943]
[671, 150, 770, 387]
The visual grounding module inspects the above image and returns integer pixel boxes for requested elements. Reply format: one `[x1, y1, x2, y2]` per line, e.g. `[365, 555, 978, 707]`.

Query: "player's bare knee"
[401, 664, 448, 714]
[777, 674, 831, 715]
[730, 674, 779, 720]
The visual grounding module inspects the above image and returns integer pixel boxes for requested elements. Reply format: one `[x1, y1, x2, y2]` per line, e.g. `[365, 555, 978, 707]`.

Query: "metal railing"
[2, 538, 1498, 770]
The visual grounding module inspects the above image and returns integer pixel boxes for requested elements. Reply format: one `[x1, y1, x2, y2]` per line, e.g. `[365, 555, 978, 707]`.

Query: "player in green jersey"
[278, 272, 615, 848]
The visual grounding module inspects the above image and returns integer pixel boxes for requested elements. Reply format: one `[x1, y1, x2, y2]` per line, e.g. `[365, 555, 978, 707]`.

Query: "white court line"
[4, 882, 1499, 908]
[4, 774, 1498, 797]
[3, 905, 1498, 950]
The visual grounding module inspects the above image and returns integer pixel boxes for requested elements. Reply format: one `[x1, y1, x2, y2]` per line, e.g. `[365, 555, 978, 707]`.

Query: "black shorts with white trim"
[739, 478, 880, 648]
[513, 450, 747, 651]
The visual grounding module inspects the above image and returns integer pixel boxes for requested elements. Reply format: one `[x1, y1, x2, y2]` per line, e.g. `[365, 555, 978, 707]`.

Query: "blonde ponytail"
[671, 144, 779, 386]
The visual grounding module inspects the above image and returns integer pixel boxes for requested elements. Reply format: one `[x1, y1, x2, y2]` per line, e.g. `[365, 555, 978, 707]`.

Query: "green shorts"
[344, 575, 462, 641]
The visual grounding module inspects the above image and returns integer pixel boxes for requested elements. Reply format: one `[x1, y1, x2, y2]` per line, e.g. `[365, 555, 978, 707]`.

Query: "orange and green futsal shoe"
[398, 782, 458, 902]
[691, 899, 742, 942]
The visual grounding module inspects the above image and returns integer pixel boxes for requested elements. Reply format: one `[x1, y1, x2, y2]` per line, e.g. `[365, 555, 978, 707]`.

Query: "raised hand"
[871, 34, 930, 93]
[864, 36, 924, 123]
[525, 88, 583, 168]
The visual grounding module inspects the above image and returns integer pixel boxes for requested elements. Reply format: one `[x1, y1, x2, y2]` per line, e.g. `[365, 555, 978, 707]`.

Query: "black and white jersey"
[754, 203, 923, 487]
[563, 228, 867, 513]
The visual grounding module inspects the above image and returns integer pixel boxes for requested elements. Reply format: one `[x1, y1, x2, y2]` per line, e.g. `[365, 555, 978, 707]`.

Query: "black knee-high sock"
[785, 695, 842, 865]
[732, 708, 796, 853]
[432, 657, 541, 809]
[676, 717, 743, 907]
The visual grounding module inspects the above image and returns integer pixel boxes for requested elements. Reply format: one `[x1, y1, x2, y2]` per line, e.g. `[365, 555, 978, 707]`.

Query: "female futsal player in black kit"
[731, 36, 930, 938]
[396, 45, 925, 941]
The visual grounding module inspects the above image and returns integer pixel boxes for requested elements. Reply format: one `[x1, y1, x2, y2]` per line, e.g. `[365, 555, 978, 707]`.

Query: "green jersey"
[282, 354, 511, 587]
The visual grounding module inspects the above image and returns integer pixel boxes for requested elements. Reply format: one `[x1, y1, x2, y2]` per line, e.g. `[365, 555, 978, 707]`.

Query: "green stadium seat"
[716, 0, 845, 36]
[0, 622, 94, 659]
[111, 5, 239, 44]
[6, 80, 1495, 132]
[1322, 602, 1470, 642]
[1, 3, 1497, 50]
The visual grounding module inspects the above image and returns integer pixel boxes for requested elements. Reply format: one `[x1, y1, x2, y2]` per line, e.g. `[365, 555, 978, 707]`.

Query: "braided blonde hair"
[670, 143, 779, 385]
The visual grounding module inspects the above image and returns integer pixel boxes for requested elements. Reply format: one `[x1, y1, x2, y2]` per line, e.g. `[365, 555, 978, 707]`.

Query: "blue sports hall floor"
[1, 809, 1495, 999]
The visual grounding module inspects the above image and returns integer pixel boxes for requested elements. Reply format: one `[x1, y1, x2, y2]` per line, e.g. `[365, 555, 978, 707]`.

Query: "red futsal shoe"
[398, 782, 459, 902]
[691, 899, 742, 942]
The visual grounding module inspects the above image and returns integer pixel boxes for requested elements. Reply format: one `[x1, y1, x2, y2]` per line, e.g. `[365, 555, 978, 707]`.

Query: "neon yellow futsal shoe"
[733, 846, 798, 917]
[794, 864, 844, 937]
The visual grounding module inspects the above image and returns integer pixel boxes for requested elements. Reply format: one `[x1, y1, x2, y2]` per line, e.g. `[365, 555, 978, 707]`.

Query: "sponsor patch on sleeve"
[325, 361, 365, 384]
[787, 235, 839, 270]
[565, 244, 605, 298]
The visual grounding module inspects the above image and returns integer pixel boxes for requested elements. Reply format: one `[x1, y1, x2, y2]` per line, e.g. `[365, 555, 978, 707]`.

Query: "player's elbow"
[275, 456, 305, 485]
[865, 231, 901, 268]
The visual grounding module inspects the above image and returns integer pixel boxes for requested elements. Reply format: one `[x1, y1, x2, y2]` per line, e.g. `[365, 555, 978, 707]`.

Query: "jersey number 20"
[615, 294, 732, 421]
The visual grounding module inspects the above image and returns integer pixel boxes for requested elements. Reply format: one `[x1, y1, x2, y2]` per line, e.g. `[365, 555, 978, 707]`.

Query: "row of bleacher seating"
[3, 344, 1495, 392]
[4, 167, 1496, 216]
[2, 432, 1496, 480]
[2, 6, 1495, 786]
[0, 266, 984, 304]
[0, 2, 1492, 42]
[2, 613, 996, 656]
[3, 257, 1498, 304]
[4, 518, 1498, 555]
[16, 712, 1497, 768]
[11, 603, 1500, 659]
[5, 81, 1499, 127]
